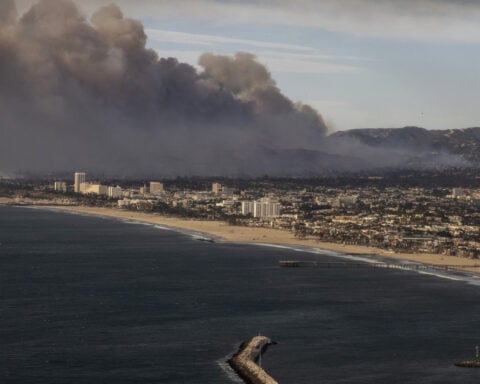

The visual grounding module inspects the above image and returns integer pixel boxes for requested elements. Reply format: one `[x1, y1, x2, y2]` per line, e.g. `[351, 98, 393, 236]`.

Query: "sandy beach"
[2, 199, 477, 273]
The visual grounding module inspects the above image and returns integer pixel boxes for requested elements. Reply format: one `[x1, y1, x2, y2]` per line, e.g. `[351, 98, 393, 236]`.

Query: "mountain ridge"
[323, 126, 480, 168]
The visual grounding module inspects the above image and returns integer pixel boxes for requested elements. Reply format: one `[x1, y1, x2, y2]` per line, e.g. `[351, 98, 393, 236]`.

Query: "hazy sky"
[14, 0, 479, 132]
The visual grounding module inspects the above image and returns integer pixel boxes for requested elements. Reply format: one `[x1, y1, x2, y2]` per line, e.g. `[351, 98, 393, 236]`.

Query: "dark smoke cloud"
[0, 0, 17, 25]
[0, 0, 328, 176]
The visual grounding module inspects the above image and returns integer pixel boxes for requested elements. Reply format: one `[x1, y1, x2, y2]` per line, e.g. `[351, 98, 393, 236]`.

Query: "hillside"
[322, 126, 480, 169]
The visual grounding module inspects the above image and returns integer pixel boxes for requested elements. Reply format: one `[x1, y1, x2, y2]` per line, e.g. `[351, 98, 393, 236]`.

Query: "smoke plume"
[0, 0, 328, 176]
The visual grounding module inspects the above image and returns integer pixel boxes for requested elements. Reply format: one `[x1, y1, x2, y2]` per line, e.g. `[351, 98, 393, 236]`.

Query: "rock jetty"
[454, 360, 480, 368]
[455, 346, 480, 367]
[228, 336, 278, 384]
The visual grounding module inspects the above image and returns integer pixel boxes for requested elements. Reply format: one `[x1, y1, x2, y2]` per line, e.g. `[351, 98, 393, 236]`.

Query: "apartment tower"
[74, 172, 86, 193]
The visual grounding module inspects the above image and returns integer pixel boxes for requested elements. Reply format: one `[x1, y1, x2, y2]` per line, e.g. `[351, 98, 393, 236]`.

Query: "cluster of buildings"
[53, 175, 282, 219]
[118, 182, 280, 218]
[278, 186, 480, 258]
[48, 174, 480, 258]
[72, 172, 123, 198]
[54, 172, 164, 200]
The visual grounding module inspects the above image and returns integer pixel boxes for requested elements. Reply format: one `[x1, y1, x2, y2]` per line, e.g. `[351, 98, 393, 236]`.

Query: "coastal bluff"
[228, 336, 278, 384]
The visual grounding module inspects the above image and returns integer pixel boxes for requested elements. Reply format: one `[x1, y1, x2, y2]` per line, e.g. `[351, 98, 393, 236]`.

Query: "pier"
[228, 336, 278, 384]
[279, 260, 479, 271]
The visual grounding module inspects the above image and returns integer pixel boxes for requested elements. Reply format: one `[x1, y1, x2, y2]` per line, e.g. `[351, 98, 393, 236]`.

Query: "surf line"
[228, 336, 279, 384]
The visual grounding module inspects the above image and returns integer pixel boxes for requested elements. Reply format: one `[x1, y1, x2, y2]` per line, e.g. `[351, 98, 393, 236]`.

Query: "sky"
[14, 0, 480, 132]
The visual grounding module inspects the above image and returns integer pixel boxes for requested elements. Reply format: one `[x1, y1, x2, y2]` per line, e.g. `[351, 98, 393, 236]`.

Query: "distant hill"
[5, 126, 480, 177]
[321, 126, 480, 170]
[205, 127, 480, 175]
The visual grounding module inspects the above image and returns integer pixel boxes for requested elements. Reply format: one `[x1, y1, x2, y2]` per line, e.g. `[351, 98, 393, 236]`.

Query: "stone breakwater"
[228, 336, 279, 384]
[454, 360, 480, 368]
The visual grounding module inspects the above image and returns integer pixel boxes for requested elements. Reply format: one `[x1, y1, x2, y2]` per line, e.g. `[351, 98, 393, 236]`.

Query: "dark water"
[1, 206, 480, 383]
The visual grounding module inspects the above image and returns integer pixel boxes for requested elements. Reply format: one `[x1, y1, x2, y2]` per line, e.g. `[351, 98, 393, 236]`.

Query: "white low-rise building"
[80, 183, 108, 195]
[54, 181, 67, 193]
[150, 182, 164, 194]
[108, 186, 123, 199]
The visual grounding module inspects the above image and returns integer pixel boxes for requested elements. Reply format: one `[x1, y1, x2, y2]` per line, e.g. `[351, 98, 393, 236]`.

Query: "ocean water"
[1, 205, 480, 384]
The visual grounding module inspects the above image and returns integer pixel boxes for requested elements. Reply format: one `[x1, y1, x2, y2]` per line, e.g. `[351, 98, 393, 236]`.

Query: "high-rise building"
[150, 182, 164, 194]
[241, 201, 255, 216]
[74, 172, 86, 193]
[212, 183, 223, 194]
[241, 199, 281, 218]
[54, 181, 67, 193]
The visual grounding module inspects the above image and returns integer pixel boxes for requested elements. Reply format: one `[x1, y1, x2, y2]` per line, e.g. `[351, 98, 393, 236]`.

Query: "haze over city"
[2, 0, 480, 175]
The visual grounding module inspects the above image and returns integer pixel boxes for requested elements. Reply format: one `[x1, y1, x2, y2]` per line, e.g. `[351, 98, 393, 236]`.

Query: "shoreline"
[2, 199, 480, 274]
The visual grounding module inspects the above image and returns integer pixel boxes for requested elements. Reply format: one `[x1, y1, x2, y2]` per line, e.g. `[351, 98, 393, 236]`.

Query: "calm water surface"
[1, 206, 480, 383]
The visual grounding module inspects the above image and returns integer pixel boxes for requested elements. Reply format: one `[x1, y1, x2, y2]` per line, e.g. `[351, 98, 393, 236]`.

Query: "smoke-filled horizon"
[0, 0, 328, 176]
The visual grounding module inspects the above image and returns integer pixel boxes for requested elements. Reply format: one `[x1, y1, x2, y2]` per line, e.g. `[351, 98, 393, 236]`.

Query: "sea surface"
[1, 205, 480, 383]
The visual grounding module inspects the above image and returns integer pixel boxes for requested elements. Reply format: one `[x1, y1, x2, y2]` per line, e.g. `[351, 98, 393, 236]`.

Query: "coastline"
[2, 198, 480, 274]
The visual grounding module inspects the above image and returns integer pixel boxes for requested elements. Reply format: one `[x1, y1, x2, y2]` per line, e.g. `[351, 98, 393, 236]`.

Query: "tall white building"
[242, 201, 255, 216]
[242, 199, 281, 218]
[74, 172, 86, 193]
[150, 182, 164, 194]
